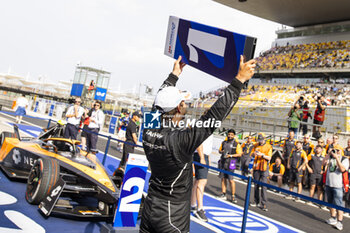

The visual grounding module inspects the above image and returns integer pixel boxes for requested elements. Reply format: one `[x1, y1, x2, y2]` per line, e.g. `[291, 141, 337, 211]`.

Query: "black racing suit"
[140, 73, 243, 233]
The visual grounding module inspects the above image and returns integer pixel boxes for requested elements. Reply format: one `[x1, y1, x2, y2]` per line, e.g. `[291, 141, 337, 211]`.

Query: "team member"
[282, 131, 296, 182]
[306, 145, 324, 203]
[344, 139, 350, 210]
[251, 133, 272, 211]
[268, 157, 285, 189]
[241, 135, 255, 177]
[283, 131, 296, 165]
[323, 145, 349, 231]
[15, 94, 29, 124]
[218, 129, 242, 203]
[302, 134, 314, 188]
[285, 141, 308, 202]
[120, 111, 140, 167]
[191, 133, 213, 222]
[64, 97, 85, 140]
[86, 101, 104, 153]
[140, 55, 256, 233]
[317, 138, 327, 156]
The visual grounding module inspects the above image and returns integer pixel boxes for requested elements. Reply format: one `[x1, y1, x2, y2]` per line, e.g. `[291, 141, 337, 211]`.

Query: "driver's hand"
[172, 56, 186, 77]
[236, 55, 256, 83]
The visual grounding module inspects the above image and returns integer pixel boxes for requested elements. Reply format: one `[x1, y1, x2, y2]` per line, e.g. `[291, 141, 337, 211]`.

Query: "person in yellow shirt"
[285, 141, 308, 202]
[268, 157, 285, 189]
[218, 129, 242, 203]
[250, 133, 272, 211]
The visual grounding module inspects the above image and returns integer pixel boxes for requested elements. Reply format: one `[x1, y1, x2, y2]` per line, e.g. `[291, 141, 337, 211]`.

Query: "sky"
[0, 0, 281, 96]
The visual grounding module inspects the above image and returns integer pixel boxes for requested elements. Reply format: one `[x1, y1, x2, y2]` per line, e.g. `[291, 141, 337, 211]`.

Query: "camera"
[330, 149, 337, 158]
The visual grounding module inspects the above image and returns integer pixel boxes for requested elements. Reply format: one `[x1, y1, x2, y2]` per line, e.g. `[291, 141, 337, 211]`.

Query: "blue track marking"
[199, 194, 303, 233]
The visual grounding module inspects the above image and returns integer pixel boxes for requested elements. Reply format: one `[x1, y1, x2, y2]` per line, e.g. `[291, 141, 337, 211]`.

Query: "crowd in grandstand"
[198, 82, 350, 107]
[256, 40, 350, 70]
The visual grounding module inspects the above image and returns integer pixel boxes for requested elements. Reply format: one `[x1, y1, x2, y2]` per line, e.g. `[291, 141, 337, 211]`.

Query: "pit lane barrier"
[2, 110, 350, 232]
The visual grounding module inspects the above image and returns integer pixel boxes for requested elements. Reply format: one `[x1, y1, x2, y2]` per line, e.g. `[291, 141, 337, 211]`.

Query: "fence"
[1, 110, 350, 232]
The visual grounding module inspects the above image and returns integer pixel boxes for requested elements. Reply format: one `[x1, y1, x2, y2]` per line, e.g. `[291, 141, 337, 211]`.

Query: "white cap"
[154, 86, 192, 112]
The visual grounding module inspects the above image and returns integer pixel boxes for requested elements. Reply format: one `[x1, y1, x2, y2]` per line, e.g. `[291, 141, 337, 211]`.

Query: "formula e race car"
[0, 123, 120, 219]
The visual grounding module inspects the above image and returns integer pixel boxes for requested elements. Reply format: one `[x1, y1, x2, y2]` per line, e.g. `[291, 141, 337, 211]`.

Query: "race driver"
[140, 55, 256, 233]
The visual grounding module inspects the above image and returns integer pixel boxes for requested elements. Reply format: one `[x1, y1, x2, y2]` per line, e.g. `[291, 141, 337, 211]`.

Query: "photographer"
[288, 101, 302, 135]
[81, 101, 95, 151]
[323, 145, 349, 231]
[300, 100, 312, 136]
[312, 94, 327, 139]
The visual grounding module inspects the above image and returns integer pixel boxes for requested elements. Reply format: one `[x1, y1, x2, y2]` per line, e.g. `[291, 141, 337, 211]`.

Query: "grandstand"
[214, 0, 350, 84]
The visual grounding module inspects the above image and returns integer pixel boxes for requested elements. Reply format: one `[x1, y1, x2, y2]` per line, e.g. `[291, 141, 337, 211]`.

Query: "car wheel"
[0, 131, 15, 146]
[25, 157, 60, 204]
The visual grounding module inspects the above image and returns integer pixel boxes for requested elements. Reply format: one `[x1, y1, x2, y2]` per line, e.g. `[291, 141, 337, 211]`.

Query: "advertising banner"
[109, 116, 118, 134]
[94, 87, 107, 101]
[70, 83, 84, 97]
[164, 16, 257, 83]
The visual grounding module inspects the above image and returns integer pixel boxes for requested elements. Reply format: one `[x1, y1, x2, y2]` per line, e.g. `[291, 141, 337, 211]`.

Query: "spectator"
[241, 135, 255, 177]
[306, 145, 325, 203]
[15, 94, 28, 124]
[268, 156, 285, 189]
[81, 101, 95, 151]
[191, 134, 213, 222]
[119, 111, 140, 167]
[64, 97, 85, 140]
[312, 94, 327, 139]
[250, 133, 272, 211]
[323, 145, 349, 231]
[300, 100, 312, 135]
[86, 101, 104, 153]
[288, 102, 302, 134]
[218, 129, 242, 203]
[285, 141, 308, 202]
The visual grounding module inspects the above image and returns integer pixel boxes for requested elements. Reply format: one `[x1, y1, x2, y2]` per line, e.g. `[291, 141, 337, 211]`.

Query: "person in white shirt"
[191, 133, 213, 222]
[86, 101, 105, 153]
[64, 97, 85, 140]
[15, 94, 29, 124]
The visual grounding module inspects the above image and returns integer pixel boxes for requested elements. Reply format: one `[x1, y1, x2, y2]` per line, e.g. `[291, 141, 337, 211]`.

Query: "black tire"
[0, 131, 15, 147]
[26, 157, 60, 204]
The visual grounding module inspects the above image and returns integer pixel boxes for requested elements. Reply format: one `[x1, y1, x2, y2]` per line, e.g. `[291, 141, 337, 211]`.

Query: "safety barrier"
[193, 160, 350, 232]
[1, 110, 350, 232]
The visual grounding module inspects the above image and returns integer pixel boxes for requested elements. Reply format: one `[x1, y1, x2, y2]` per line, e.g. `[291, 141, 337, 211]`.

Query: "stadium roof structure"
[214, 0, 350, 27]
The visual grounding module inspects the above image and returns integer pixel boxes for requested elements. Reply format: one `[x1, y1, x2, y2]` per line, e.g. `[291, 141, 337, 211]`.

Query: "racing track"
[1, 111, 349, 232]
